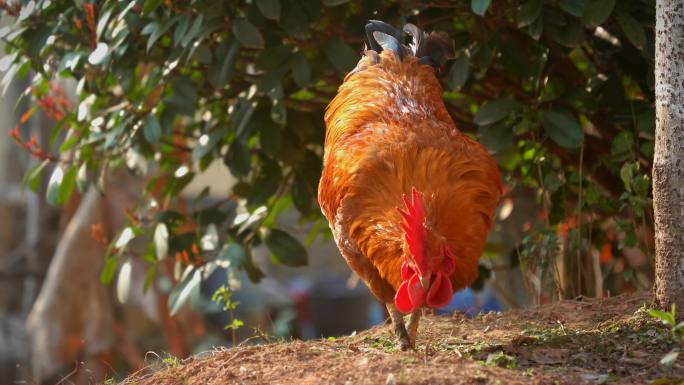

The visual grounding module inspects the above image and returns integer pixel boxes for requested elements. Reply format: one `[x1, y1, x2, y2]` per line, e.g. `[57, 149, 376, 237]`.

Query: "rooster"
[318, 21, 503, 350]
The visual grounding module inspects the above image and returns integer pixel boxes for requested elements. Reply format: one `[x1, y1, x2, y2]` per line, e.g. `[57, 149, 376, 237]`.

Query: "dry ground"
[121, 293, 683, 385]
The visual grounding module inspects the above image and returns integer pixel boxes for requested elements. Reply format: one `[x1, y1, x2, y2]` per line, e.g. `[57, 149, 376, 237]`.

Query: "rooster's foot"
[387, 303, 413, 350]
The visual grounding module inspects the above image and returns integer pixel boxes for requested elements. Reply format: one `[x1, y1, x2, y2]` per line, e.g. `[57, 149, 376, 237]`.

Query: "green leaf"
[142, 0, 163, 15]
[527, 17, 544, 40]
[208, 38, 240, 89]
[471, 0, 491, 16]
[154, 223, 169, 261]
[260, 119, 283, 156]
[46, 165, 64, 206]
[245, 249, 266, 283]
[18, 1, 35, 21]
[200, 224, 219, 251]
[165, 171, 195, 197]
[168, 267, 202, 315]
[323, 40, 358, 74]
[542, 107, 584, 149]
[23, 159, 49, 193]
[261, 228, 308, 266]
[447, 54, 469, 90]
[270, 96, 287, 126]
[192, 130, 225, 161]
[620, 162, 638, 192]
[291, 172, 314, 215]
[256, 0, 280, 20]
[76, 163, 88, 193]
[96, 8, 113, 38]
[60, 131, 80, 153]
[143, 265, 157, 293]
[180, 14, 204, 48]
[610, 131, 633, 159]
[232, 18, 264, 49]
[617, 11, 646, 50]
[88, 42, 109, 65]
[165, 76, 198, 115]
[217, 243, 247, 268]
[473, 99, 522, 126]
[290, 51, 311, 88]
[256, 45, 293, 71]
[58, 52, 82, 72]
[517, 0, 543, 27]
[547, 18, 585, 47]
[648, 309, 675, 325]
[143, 115, 161, 144]
[141, 21, 159, 35]
[540, 79, 566, 102]
[479, 123, 513, 152]
[675, 321, 684, 332]
[100, 256, 119, 284]
[226, 318, 244, 330]
[173, 13, 191, 46]
[321, 0, 349, 6]
[58, 165, 77, 205]
[116, 259, 133, 304]
[559, 0, 586, 17]
[582, 0, 615, 28]
[248, 158, 282, 206]
[115, 227, 136, 249]
[147, 17, 177, 52]
[640, 141, 654, 158]
[225, 139, 252, 178]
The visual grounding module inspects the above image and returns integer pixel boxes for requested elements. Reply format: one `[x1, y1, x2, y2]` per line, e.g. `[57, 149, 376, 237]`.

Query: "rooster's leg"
[406, 309, 422, 347]
[386, 303, 411, 350]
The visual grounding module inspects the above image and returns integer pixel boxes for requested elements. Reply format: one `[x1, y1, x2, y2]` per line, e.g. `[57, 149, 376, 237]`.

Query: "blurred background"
[0, 0, 655, 384]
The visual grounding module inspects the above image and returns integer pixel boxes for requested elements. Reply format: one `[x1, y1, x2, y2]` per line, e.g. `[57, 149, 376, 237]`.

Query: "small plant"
[212, 285, 244, 345]
[162, 356, 181, 368]
[364, 336, 397, 353]
[485, 351, 518, 369]
[648, 304, 683, 366]
[649, 304, 684, 341]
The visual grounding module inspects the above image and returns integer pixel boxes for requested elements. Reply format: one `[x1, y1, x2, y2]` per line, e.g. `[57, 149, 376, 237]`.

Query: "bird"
[318, 20, 503, 350]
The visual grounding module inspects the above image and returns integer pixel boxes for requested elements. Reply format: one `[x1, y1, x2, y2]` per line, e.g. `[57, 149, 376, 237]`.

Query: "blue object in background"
[437, 287, 503, 317]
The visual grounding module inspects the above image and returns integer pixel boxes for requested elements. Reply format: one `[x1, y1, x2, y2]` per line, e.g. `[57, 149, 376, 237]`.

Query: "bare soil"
[122, 293, 683, 385]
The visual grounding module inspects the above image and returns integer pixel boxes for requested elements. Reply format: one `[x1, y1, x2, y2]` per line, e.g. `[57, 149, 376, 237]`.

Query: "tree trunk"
[653, 0, 684, 312]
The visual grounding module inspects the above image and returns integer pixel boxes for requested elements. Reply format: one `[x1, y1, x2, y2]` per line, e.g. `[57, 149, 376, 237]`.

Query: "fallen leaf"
[529, 348, 570, 364]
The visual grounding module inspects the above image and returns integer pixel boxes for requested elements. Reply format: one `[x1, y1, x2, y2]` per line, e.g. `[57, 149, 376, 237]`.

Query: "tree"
[653, 0, 684, 312]
[0, 0, 657, 309]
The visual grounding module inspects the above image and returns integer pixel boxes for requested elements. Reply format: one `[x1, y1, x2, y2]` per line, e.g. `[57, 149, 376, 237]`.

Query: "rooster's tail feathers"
[364, 21, 455, 68]
[404, 24, 455, 68]
[365, 20, 403, 55]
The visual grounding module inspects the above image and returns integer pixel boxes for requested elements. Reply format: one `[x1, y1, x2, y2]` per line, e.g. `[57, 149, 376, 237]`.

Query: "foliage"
[212, 285, 243, 343]
[649, 304, 684, 366]
[1, 0, 655, 307]
[649, 305, 684, 341]
[485, 351, 518, 369]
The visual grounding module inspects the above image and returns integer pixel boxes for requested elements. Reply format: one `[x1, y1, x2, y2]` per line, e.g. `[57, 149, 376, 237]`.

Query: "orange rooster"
[318, 21, 503, 349]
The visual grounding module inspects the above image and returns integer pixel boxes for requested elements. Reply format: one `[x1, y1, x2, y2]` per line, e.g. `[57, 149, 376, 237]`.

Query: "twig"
[54, 361, 79, 385]
[576, 142, 584, 296]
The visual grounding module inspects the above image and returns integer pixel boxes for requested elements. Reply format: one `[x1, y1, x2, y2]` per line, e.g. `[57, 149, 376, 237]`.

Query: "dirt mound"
[121, 293, 683, 385]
